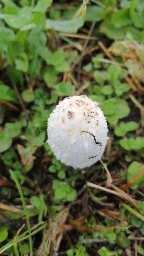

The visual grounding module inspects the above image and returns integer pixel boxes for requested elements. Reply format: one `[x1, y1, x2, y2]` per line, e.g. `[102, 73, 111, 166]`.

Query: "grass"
[10, 170, 33, 256]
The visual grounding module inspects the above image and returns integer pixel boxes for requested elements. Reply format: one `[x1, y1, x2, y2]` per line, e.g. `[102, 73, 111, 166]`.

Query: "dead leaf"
[17, 144, 36, 171]
[37, 208, 69, 256]
[109, 40, 144, 82]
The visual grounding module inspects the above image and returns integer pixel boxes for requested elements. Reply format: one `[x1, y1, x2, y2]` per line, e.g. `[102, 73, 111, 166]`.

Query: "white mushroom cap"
[47, 95, 108, 169]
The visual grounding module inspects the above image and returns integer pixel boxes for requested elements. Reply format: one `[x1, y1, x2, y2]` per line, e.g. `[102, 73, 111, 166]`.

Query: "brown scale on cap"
[67, 111, 74, 119]
[61, 116, 65, 123]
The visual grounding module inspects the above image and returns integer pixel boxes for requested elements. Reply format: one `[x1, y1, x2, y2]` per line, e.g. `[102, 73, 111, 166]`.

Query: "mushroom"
[47, 95, 108, 169]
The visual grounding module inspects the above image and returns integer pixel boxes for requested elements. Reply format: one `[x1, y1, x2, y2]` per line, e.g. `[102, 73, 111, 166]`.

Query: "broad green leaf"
[4, 2, 19, 15]
[138, 245, 144, 255]
[102, 98, 130, 124]
[46, 93, 58, 104]
[98, 247, 116, 256]
[30, 196, 41, 209]
[0, 27, 15, 50]
[120, 0, 131, 8]
[116, 235, 130, 248]
[28, 28, 47, 48]
[113, 82, 130, 96]
[5, 120, 26, 138]
[22, 89, 35, 103]
[101, 85, 113, 95]
[39, 48, 70, 71]
[58, 170, 66, 179]
[94, 71, 108, 85]
[15, 53, 28, 72]
[52, 180, 76, 201]
[115, 121, 138, 137]
[120, 137, 144, 151]
[0, 83, 17, 102]
[6, 41, 23, 63]
[131, 216, 142, 228]
[83, 63, 92, 72]
[111, 8, 132, 28]
[127, 161, 144, 189]
[63, 5, 103, 23]
[90, 94, 104, 103]
[4, 7, 33, 29]
[49, 165, 56, 173]
[100, 19, 141, 40]
[92, 53, 104, 69]
[102, 0, 116, 7]
[31, 131, 45, 147]
[0, 130, 12, 153]
[38, 46, 53, 64]
[107, 64, 122, 81]
[55, 82, 75, 96]
[0, 226, 8, 243]
[44, 67, 58, 88]
[19, 244, 29, 255]
[50, 49, 70, 72]
[28, 57, 41, 79]
[32, 12, 46, 29]
[86, 6, 103, 22]
[16, 30, 27, 47]
[39, 48, 69, 71]
[20, 23, 36, 31]
[33, 0, 53, 13]
[32, 110, 48, 129]
[130, 0, 144, 29]
[131, 11, 144, 29]
[67, 243, 88, 256]
[45, 16, 84, 33]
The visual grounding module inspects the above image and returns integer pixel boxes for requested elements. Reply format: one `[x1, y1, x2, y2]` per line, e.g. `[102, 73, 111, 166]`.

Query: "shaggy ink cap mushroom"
[47, 95, 108, 169]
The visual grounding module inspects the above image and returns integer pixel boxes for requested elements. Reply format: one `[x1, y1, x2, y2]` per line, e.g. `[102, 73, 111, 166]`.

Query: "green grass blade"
[10, 170, 33, 256]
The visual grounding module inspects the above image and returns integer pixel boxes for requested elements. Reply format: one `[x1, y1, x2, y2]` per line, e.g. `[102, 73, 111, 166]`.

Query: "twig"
[87, 181, 139, 210]
[134, 241, 138, 256]
[100, 161, 139, 209]
[12, 84, 27, 113]
[125, 77, 138, 92]
[125, 248, 132, 256]
[87, 182, 120, 196]
[98, 41, 138, 92]
[59, 32, 97, 40]
[80, 238, 108, 244]
[131, 74, 144, 94]
[88, 188, 114, 208]
[110, 183, 139, 209]
[84, 45, 99, 55]
[128, 237, 144, 241]
[0, 99, 18, 111]
[98, 41, 116, 62]
[129, 94, 144, 112]
[71, 22, 96, 71]
[100, 160, 113, 184]
[75, 81, 89, 95]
